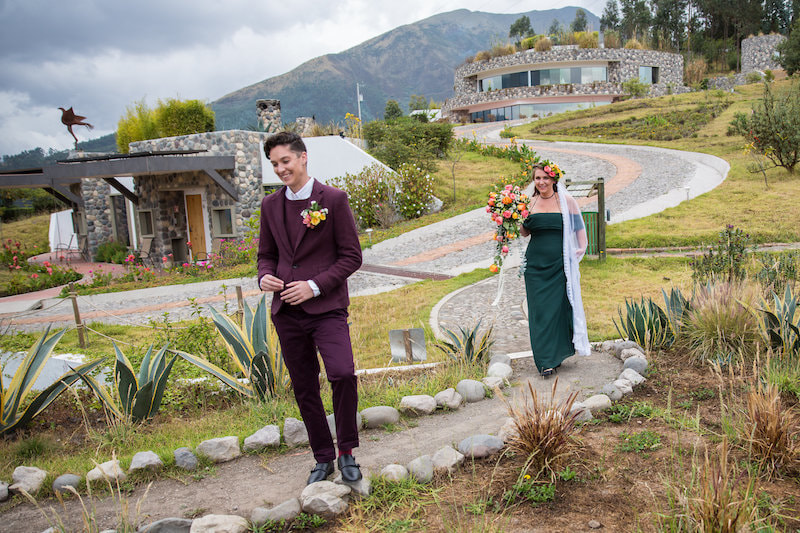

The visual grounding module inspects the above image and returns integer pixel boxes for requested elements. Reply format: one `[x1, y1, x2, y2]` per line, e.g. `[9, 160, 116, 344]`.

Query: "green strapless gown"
[522, 213, 574, 372]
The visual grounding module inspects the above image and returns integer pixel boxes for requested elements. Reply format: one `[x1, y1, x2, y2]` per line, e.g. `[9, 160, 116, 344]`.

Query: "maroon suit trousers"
[272, 305, 359, 463]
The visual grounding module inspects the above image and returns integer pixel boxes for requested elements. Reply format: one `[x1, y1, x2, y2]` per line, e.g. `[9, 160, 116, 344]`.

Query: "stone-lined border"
[1, 341, 649, 532]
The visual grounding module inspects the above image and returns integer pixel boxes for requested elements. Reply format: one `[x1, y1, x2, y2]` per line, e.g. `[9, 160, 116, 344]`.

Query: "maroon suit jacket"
[257, 180, 362, 315]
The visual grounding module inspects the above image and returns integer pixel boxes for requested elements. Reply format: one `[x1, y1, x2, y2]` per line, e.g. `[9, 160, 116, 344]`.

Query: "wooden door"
[185, 194, 207, 258]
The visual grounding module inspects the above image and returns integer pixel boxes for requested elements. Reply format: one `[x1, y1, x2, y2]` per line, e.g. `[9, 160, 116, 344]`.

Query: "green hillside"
[211, 7, 598, 128]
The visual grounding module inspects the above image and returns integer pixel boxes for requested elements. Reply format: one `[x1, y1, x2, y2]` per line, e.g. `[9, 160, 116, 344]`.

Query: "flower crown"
[535, 159, 564, 182]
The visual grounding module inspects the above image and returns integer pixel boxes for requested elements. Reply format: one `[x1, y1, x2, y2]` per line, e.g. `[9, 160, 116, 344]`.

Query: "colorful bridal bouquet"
[487, 184, 529, 272]
[301, 201, 328, 229]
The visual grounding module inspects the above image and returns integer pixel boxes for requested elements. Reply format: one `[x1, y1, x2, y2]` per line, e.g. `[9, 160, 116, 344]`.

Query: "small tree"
[384, 99, 403, 120]
[548, 18, 563, 37]
[571, 8, 589, 32]
[409, 94, 428, 111]
[509, 15, 533, 41]
[601, 0, 621, 31]
[622, 77, 649, 97]
[777, 19, 800, 76]
[729, 82, 800, 173]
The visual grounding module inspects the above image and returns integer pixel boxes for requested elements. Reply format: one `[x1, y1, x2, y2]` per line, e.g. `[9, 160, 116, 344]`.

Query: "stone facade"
[741, 34, 786, 73]
[257, 99, 282, 133]
[295, 116, 316, 136]
[80, 178, 115, 254]
[443, 47, 687, 121]
[125, 130, 270, 260]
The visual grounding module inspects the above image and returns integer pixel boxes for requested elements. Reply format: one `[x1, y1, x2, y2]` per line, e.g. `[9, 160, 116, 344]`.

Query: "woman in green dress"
[520, 163, 591, 377]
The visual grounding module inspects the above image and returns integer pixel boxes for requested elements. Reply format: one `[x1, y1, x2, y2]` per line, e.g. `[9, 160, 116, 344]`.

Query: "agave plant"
[1, 326, 105, 435]
[175, 295, 288, 400]
[434, 320, 495, 365]
[752, 284, 800, 358]
[79, 343, 177, 423]
[614, 297, 673, 351]
[662, 287, 692, 337]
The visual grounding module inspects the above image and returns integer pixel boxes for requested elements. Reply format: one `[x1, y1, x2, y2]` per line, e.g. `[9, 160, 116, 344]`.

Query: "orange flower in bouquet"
[486, 184, 529, 271]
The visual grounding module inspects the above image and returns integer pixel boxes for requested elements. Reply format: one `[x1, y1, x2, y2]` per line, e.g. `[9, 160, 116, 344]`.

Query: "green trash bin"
[581, 211, 598, 255]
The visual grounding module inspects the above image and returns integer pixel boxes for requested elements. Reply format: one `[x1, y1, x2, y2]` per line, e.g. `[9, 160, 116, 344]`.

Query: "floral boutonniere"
[301, 201, 328, 229]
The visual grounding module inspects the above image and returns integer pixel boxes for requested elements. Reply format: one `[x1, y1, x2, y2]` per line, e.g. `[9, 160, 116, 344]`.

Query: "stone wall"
[80, 178, 114, 254]
[129, 130, 269, 259]
[742, 34, 786, 73]
[257, 99, 282, 133]
[295, 116, 316, 136]
[445, 48, 686, 117]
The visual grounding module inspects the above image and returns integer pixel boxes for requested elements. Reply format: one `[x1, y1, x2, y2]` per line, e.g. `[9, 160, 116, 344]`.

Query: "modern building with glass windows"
[442, 46, 686, 123]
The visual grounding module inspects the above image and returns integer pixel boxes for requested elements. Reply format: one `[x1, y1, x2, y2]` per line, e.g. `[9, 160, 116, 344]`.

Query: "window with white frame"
[138, 210, 154, 237]
[211, 208, 235, 237]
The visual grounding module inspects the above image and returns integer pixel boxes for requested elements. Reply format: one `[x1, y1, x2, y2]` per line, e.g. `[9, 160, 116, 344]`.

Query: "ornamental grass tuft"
[502, 378, 579, 478]
[677, 281, 761, 365]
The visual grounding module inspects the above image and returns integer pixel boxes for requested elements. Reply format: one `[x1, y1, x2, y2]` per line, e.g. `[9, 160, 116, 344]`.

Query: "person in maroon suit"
[258, 132, 363, 485]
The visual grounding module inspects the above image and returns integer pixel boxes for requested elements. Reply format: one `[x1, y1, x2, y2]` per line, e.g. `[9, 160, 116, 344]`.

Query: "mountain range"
[211, 7, 599, 128]
[0, 7, 598, 166]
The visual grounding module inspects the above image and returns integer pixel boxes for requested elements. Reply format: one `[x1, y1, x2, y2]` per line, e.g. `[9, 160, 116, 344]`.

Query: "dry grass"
[685, 439, 760, 532]
[580, 256, 693, 340]
[677, 281, 761, 365]
[743, 379, 800, 477]
[502, 378, 579, 479]
[534, 37, 552, 52]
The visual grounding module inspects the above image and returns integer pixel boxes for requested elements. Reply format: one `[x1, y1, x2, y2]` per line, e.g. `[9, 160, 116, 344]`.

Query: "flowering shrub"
[459, 136, 548, 188]
[329, 164, 393, 228]
[487, 184, 529, 271]
[171, 261, 215, 278]
[1, 238, 36, 269]
[214, 237, 257, 268]
[94, 239, 129, 263]
[2, 259, 82, 296]
[395, 164, 434, 220]
[118, 262, 157, 283]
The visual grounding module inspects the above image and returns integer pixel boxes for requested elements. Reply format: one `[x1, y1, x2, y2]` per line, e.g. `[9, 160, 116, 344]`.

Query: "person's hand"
[259, 274, 284, 292]
[280, 281, 314, 305]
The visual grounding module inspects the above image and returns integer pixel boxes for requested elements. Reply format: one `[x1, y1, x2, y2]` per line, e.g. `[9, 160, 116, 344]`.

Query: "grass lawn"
[503, 81, 800, 248]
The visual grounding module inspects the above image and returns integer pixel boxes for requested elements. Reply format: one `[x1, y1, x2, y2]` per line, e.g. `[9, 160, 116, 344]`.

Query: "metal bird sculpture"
[59, 107, 93, 148]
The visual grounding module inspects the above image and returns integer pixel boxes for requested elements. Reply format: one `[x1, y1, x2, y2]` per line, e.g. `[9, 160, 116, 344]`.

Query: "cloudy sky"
[0, 0, 603, 157]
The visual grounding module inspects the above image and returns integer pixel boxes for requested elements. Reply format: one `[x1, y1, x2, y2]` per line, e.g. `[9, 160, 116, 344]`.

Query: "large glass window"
[639, 66, 659, 84]
[478, 66, 607, 91]
[470, 100, 610, 122]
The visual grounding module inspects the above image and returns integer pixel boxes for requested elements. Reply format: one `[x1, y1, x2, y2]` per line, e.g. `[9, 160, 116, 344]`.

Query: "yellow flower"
[319, 213, 326, 221]
[524, 474, 531, 479]
[310, 216, 320, 225]
[313, 210, 321, 218]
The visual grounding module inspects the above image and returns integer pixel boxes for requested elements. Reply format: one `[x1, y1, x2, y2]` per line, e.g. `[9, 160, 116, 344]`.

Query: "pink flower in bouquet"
[495, 218, 503, 225]
[502, 245, 509, 253]
[522, 210, 529, 218]
[503, 210, 512, 218]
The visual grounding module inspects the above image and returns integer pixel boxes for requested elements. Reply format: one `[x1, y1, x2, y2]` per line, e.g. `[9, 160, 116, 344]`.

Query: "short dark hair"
[264, 131, 306, 158]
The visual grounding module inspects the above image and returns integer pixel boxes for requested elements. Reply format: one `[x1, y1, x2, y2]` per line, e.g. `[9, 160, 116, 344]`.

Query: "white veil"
[558, 188, 591, 356]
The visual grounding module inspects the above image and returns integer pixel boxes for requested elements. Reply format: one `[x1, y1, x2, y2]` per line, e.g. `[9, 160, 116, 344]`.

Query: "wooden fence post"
[69, 282, 86, 348]
[235, 285, 245, 325]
